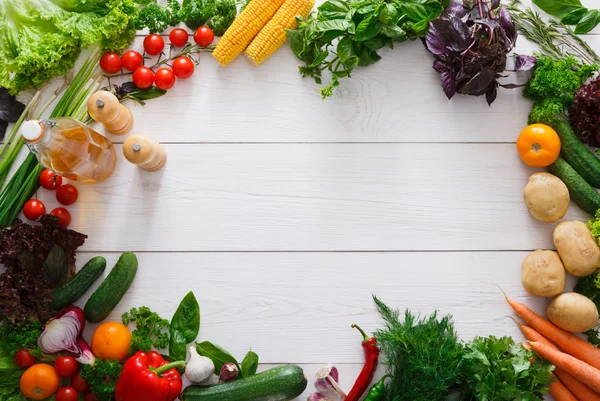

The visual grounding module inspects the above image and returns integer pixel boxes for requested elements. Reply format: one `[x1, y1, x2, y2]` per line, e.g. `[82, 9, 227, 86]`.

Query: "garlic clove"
[314, 364, 347, 398]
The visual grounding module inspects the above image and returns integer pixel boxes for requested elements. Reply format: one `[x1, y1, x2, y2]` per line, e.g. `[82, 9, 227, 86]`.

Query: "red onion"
[314, 365, 346, 398]
[219, 362, 239, 382]
[75, 337, 96, 365]
[37, 306, 86, 355]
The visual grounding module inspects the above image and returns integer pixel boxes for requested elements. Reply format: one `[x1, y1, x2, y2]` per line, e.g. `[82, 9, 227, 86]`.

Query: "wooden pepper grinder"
[87, 91, 133, 135]
[123, 134, 167, 171]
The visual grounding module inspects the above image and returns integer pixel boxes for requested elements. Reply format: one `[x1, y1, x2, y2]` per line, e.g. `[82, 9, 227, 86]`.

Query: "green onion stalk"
[0, 49, 102, 227]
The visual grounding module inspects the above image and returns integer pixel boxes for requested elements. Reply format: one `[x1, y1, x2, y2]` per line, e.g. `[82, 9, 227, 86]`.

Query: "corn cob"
[244, 0, 315, 66]
[213, 0, 286, 66]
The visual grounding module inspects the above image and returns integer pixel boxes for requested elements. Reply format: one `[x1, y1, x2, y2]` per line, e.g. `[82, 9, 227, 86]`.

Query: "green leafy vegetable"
[0, 0, 138, 95]
[0, 321, 42, 358]
[169, 291, 200, 360]
[373, 296, 463, 401]
[122, 306, 170, 355]
[532, 0, 600, 34]
[523, 56, 597, 124]
[208, 0, 237, 36]
[288, 0, 444, 98]
[533, 0, 583, 17]
[576, 9, 600, 34]
[181, 0, 217, 30]
[196, 341, 238, 373]
[0, 355, 24, 401]
[134, 0, 181, 33]
[460, 336, 554, 400]
[241, 350, 259, 377]
[80, 358, 122, 401]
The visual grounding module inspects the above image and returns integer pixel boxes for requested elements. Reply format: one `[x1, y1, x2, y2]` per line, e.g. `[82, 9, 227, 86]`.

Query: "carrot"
[506, 296, 600, 370]
[550, 377, 579, 401]
[556, 367, 600, 401]
[529, 341, 600, 394]
[518, 324, 559, 349]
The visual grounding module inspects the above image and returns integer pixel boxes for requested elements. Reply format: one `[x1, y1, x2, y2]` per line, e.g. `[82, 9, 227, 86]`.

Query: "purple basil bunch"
[425, 0, 518, 105]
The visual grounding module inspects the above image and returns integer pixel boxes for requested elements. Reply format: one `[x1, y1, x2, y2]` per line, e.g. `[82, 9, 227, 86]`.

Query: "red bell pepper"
[115, 351, 185, 401]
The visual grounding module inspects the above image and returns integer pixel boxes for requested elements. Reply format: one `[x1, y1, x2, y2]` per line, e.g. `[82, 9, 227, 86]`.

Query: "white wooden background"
[4, 1, 600, 399]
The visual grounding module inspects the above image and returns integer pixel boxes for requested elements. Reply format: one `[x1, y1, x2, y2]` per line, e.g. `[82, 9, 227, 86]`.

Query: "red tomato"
[194, 26, 215, 47]
[169, 28, 189, 47]
[154, 68, 176, 90]
[50, 208, 72, 227]
[14, 350, 36, 368]
[121, 50, 144, 71]
[56, 387, 79, 401]
[23, 199, 46, 220]
[84, 392, 100, 401]
[99, 52, 122, 74]
[39, 169, 63, 190]
[172, 57, 195, 79]
[70, 373, 89, 393]
[54, 356, 79, 378]
[56, 184, 78, 206]
[132, 66, 155, 89]
[144, 34, 165, 55]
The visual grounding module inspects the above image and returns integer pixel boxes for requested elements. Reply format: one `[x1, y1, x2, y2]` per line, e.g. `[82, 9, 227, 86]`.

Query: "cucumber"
[551, 119, 600, 188]
[51, 256, 106, 310]
[549, 157, 600, 216]
[84, 252, 138, 323]
[181, 365, 307, 401]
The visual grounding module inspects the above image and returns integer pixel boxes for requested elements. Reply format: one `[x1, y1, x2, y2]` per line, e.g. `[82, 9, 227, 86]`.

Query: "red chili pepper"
[345, 324, 379, 401]
[115, 351, 185, 401]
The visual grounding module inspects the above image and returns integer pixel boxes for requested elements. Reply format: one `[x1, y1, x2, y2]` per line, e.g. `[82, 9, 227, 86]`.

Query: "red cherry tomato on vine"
[70, 373, 89, 393]
[121, 50, 144, 71]
[194, 26, 214, 47]
[54, 356, 79, 377]
[84, 392, 100, 401]
[50, 207, 72, 227]
[14, 350, 36, 368]
[56, 184, 78, 206]
[144, 34, 165, 55]
[23, 199, 46, 220]
[154, 68, 176, 90]
[39, 169, 63, 190]
[172, 57, 195, 79]
[56, 387, 78, 401]
[169, 28, 189, 47]
[132, 66, 155, 89]
[99, 52, 122, 74]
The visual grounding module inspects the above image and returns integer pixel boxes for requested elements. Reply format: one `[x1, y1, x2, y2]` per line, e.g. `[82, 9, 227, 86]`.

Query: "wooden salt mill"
[123, 134, 167, 171]
[87, 91, 133, 135]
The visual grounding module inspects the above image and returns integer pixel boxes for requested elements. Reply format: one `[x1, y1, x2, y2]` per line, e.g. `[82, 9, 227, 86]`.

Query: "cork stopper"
[123, 134, 166, 171]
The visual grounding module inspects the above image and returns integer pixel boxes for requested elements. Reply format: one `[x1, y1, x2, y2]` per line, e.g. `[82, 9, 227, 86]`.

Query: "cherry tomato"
[132, 66, 155, 89]
[54, 356, 79, 378]
[70, 373, 89, 393]
[56, 387, 79, 401]
[194, 26, 215, 47]
[121, 50, 144, 71]
[154, 68, 176, 90]
[23, 199, 46, 221]
[84, 392, 100, 401]
[143, 34, 165, 55]
[50, 208, 72, 227]
[56, 184, 78, 206]
[39, 169, 63, 190]
[172, 57, 195, 79]
[169, 28, 189, 47]
[99, 52, 122, 74]
[15, 350, 36, 368]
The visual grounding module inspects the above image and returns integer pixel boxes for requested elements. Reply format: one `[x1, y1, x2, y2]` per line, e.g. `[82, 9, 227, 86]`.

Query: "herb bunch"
[287, 0, 446, 98]
[532, 0, 600, 35]
[425, 0, 518, 105]
[122, 306, 170, 355]
[80, 358, 123, 401]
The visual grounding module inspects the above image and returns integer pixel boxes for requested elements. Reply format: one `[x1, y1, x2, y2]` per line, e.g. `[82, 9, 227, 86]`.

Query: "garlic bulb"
[185, 345, 215, 384]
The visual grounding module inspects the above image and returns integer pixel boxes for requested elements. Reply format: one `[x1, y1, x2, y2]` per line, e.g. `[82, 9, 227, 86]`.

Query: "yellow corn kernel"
[213, 0, 286, 66]
[244, 0, 314, 66]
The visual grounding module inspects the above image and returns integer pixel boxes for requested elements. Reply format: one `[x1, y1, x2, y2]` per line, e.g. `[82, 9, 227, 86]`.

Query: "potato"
[554, 221, 600, 277]
[523, 172, 570, 223]
[521, 250, 566, 297]
[547, 292, 599, 332]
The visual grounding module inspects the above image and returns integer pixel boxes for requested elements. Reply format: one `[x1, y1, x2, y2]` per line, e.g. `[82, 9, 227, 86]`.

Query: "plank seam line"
[77, 249, 541, 254]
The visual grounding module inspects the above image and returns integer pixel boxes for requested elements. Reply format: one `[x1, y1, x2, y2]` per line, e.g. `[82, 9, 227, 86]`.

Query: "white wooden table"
[11, 2, 600, 398]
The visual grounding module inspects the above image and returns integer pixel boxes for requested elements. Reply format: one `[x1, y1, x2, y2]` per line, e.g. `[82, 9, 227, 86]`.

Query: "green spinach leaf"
[575, 9, 600, 34]
[196, 341, 238, 373]
[241, 350, 259, 377]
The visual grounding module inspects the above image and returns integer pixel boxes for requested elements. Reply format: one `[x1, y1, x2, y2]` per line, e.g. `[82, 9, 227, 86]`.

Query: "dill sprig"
[508, 0, 600, 65]
[373, 296, 464, 401]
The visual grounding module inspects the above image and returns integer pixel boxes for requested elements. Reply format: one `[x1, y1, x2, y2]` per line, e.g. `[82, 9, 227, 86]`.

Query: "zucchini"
[552, 119, 600, 188]
[84, 252, 138, 323]
[51, 256, 106, 310]
[549, 157, 600, 216]
[181, 365, 307, 401]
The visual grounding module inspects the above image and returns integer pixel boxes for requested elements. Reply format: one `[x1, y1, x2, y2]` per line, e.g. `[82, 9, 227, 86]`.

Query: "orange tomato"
[20, 363, 60, 400]
[91, 322, 132, 361]
[517, 124, 561, 167]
